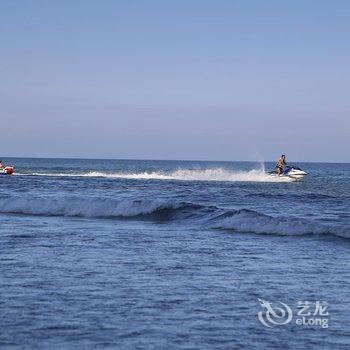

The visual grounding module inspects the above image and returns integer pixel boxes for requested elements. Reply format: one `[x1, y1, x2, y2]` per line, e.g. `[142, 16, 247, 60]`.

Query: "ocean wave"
[247, 192, 338, 200]
[21, 168, 295, 183]
[0, 196, 195, 219]
[0, 195, 347, 239]
[211, 209, 348, 238]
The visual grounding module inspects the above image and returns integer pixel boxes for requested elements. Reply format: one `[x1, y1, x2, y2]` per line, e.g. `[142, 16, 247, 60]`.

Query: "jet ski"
[0, 166, 14, 175]
[269, 165, 307, 180]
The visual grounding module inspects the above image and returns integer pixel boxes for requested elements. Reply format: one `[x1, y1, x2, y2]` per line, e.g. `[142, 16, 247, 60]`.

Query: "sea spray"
[24, 168, 293, 182]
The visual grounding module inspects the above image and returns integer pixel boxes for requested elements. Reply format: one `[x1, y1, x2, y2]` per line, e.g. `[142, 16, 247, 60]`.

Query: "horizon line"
[2, 155, 349, 164]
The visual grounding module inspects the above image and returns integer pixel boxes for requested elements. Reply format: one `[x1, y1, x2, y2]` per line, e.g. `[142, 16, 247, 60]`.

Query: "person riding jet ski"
[276, 154, 287, 176]
[269, 155, 307, 179]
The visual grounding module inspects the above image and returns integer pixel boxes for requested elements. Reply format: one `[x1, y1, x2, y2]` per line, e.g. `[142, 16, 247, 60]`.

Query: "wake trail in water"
[19, 168, 294, 183]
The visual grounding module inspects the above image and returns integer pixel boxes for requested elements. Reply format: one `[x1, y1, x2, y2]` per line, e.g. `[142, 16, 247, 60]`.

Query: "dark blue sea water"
[1, 158, 349, 349]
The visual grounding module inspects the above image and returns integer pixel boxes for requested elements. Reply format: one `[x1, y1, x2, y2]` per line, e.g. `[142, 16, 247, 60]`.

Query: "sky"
[1, 0, 349, 162]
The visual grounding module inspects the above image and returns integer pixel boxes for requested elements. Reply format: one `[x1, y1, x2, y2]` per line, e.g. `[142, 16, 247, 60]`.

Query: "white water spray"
[23, 167, 294, 182]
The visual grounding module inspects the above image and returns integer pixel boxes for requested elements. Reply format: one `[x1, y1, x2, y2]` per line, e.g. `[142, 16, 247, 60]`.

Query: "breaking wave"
[0, 196, 347, 239]
[23, 168, 295, 182]
[211, 209, 347, 238]
[0, 196, 192, 219]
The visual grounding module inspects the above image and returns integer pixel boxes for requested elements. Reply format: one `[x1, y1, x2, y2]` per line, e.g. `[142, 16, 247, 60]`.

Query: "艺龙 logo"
[258, 299, 329, 328]
[258, 298, 293, 328]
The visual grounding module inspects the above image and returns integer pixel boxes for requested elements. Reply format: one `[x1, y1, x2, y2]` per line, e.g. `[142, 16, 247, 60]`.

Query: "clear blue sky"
[1, 0, 349, 162]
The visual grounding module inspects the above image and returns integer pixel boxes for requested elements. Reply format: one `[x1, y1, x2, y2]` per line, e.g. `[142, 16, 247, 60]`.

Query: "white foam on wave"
[0, 195, 347, 239]
[0, 196, 180, 218]
[25, 168, 294, 183]
[215, 210, 348, 238]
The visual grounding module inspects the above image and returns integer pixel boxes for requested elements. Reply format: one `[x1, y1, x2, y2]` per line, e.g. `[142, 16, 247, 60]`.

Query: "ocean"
[0, 158, 349, 349]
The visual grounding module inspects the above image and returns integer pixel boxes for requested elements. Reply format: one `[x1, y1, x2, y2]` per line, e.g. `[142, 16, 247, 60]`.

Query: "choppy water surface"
[0, 158, 349, 349]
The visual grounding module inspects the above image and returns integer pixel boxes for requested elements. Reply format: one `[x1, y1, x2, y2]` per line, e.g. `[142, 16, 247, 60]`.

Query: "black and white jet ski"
[269, 165, 307, 180]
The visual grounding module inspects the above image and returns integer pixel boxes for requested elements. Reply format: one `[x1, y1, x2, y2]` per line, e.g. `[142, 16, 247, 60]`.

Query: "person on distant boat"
[276, 155, 287, 175]
[0, 160, 4, 169]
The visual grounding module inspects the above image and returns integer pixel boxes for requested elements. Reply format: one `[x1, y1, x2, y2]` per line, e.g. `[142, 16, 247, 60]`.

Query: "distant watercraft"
[0, 166, 14, 175]
[269, 165, 307, 180]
